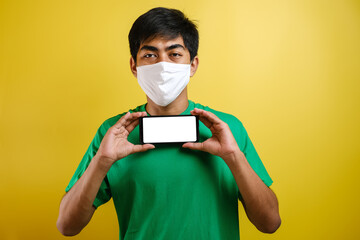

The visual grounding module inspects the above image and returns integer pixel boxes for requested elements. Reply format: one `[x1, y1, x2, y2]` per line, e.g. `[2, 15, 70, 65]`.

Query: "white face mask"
[136, 62, 191, 107]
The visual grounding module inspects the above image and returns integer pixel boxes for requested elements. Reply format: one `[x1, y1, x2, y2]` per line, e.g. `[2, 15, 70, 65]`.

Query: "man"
[57, 7, 281, 239]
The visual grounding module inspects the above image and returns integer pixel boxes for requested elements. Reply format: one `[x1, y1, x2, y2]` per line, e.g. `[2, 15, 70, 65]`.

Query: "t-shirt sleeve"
[65, 123, 112, 209]
[233, 120, 273, 199]
[241, 127, 273, 187]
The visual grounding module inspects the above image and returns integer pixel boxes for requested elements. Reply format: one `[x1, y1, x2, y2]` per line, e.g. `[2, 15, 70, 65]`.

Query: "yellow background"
[1, 0, 359, 239]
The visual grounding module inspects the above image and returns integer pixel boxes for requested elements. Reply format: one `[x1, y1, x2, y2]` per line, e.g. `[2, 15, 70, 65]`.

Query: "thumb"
[182, 142, 205, 151]
[131, 144, 155, 154]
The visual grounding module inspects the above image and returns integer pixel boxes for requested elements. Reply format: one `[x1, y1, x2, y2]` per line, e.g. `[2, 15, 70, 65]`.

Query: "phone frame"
[139, 115, 199, 144]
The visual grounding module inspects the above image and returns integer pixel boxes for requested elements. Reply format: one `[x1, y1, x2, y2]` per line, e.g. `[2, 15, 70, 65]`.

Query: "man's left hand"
[182, 108, 241, 164]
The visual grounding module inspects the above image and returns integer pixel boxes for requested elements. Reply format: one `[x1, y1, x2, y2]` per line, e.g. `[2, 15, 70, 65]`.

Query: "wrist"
[222, 148, 244, 168]
[93, 153, 114, 172]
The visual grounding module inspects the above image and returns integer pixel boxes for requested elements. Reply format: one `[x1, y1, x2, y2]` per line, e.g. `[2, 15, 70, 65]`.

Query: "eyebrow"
[166, 44, 185, 51]
[140, 44, 185, 52]
[140, 45, 158, 52]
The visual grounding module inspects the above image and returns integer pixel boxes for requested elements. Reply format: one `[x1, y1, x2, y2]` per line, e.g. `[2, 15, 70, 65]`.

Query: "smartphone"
[139, 115, 199, 144]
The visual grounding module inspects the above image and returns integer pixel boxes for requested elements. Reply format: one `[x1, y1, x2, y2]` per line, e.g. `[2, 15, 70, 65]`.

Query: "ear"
[190, 56, 199, 77]
[130, 57, 137, 77]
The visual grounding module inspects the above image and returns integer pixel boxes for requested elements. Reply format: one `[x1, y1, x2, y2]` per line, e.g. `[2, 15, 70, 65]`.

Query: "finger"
[125, 118, 140, 133]
[198, 115, 213, 129]
[190, 109, 213, 129]
[192, 108, 222, 124]
[115, 112, 147, 128]
[131, 144, 155, 154]
[124, 111, 147, 132]
[114, 112, 130, 128]
[182, 142, 205, 152]
[192, 108, 224, 130]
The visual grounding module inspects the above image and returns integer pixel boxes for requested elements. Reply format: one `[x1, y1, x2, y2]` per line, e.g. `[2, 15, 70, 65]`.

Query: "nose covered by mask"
[136, 62, 191, 107]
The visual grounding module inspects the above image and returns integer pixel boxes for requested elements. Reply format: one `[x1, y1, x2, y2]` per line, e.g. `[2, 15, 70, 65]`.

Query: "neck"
[146, 88, 189, 115]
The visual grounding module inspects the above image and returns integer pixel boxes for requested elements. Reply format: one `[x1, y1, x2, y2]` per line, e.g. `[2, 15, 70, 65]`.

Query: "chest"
[106, 122, 238, 200]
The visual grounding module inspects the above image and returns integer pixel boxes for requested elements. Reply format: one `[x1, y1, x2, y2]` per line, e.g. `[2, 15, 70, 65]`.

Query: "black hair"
[128, 7, 199, 63]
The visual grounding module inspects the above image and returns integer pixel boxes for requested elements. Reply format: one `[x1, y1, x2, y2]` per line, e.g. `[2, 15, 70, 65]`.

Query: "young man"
[57, 7, 281, 239]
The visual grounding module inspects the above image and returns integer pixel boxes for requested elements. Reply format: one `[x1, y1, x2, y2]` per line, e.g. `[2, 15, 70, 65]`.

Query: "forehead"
[139, 35, 187, 50]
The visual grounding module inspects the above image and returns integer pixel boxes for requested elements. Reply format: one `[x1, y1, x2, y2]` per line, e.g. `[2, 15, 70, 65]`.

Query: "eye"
[144, 53, 156, 58]
[170, 52, 182, 57]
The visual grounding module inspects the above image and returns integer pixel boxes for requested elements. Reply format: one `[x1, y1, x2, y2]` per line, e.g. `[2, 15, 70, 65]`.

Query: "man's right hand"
[96, 111, 155, 166]
[57, 111, 154, 236]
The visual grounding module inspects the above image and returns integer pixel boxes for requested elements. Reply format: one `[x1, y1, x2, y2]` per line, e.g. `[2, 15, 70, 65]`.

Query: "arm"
[183, 108, 281, 233]
[56, 112, 154, 236]
[226, 150, 281, 233]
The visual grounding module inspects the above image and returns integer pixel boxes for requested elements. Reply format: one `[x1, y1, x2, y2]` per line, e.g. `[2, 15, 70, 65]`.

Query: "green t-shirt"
[65, 100, 273, 240]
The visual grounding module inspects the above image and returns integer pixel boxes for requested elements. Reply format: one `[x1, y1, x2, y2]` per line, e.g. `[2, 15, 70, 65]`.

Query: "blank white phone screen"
[142, 116, 197, 143]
